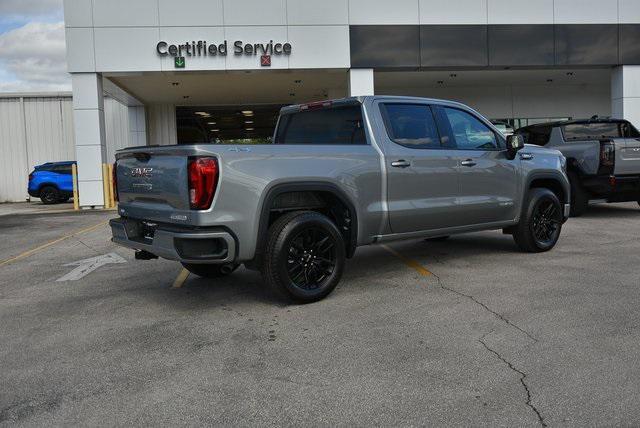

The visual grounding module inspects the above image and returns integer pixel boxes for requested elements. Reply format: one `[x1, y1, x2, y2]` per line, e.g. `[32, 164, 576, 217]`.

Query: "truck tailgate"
[116, 152, 190, 210]
[617, 137, 640, 175]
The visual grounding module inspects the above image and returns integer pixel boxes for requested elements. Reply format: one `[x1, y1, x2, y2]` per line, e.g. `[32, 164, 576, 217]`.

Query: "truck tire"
[568, 172, 588, 217]
[262, 210, 345, 304]
[40, 186, 60, 205]
[181, 263, 238, 278]
[513, 188, 563, 253]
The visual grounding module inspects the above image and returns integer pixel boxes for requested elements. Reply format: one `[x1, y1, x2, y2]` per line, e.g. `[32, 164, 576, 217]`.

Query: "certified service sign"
[156, 40, 292, 68]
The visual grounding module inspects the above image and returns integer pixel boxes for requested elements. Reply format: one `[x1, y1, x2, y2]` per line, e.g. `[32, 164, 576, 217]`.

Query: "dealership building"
[1, 0, 640, 206]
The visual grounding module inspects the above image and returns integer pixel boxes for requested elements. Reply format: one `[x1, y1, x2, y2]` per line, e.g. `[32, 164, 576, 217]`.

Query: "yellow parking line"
[172, 268, 190, 288]
[0, 220, 108, 267]
[380, 244, 433, 276]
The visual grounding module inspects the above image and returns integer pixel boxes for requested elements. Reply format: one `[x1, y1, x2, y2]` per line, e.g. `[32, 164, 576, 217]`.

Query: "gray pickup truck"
[517, 118, 640, 216]
[111, 96, 570, 303]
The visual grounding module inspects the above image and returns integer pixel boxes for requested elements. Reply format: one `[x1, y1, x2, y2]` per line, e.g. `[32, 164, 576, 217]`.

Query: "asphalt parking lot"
[1, 203, 640, 426]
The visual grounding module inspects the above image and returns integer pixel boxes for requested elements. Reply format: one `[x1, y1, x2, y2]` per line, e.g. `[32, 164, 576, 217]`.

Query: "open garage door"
[176, 104, 283, 144]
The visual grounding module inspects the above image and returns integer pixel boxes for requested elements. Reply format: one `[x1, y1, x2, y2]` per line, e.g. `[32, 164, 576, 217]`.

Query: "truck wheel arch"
[254, 182, 359, 262]
[526, 173, 568, 206]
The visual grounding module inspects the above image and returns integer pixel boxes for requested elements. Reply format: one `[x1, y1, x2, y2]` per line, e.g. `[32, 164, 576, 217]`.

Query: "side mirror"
[506, 134, 525, 159]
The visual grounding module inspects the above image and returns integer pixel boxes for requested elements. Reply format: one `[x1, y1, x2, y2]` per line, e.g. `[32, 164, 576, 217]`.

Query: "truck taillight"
[598, 141, 615, 174]
[188, 157, 218, 210]
[112, 162, 118, 201]
[28, 173, 33, 181]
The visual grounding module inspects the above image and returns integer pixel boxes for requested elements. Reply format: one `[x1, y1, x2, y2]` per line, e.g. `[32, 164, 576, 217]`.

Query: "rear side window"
[563, 123, 624, 141]
[275, 106, 366, 145]
[380, 104, 441, 149]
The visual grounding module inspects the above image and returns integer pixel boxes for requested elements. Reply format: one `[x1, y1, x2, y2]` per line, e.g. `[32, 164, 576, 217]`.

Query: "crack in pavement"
[427, 265, 538, 343]
[427, 265, 546, 425]
[479, 332, 547, 427]
[385, 245, 547, 425]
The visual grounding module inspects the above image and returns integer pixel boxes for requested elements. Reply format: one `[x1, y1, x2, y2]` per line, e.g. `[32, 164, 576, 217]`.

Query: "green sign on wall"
[175, 57, 185, 68]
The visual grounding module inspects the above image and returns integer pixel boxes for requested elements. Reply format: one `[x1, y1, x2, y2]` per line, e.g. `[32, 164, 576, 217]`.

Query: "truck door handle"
[460, 159, 477, 167]
[391, 160, 411, 168]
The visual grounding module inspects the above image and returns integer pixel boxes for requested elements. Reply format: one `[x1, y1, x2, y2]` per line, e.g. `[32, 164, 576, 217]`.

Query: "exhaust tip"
[135, 250, 158, 260]
[220, 264, 234, 275]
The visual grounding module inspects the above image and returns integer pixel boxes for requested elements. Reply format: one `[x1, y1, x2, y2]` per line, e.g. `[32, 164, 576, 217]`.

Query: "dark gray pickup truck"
[517, 118, 640, 216]
[111, 96, 570, 303]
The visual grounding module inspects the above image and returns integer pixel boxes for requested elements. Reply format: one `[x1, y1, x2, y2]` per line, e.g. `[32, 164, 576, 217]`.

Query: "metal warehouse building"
[3, 0, 640, 206]
[0, 93, 134, 202]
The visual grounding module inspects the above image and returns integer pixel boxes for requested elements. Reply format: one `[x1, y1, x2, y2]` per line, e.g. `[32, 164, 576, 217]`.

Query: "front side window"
[275, 106, 365, 145]
[380, 103, 441, 149]
[442, 107, 498, 150]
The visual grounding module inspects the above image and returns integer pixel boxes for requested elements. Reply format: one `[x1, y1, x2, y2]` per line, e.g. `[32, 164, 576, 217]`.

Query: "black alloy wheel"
[262, 210, 346, 303]
[531, 198, 562, 246]
[285, 227, 337, 290]
[513, 188, 563, 252]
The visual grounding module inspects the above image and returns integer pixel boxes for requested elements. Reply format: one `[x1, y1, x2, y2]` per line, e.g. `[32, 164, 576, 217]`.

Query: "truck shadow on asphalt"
[580, 203, 640, 219]
[124, 234, 522, 309]
[121, 203, 638, 307]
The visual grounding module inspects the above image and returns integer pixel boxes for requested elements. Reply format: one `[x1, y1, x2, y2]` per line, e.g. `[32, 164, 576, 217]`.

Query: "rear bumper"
[582, 175, 640, 201]
[110, 217, 237, 264]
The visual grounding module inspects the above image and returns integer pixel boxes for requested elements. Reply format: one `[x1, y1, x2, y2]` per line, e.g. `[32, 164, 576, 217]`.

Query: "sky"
[0, 0, 70, 92]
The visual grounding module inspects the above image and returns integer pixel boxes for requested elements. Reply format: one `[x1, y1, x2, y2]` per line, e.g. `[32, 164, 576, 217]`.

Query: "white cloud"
[0, 21, 70, 92]
[0, 0, 63, 19]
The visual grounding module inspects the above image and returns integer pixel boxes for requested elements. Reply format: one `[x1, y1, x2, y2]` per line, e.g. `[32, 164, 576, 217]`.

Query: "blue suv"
[28, 161, 75, 204]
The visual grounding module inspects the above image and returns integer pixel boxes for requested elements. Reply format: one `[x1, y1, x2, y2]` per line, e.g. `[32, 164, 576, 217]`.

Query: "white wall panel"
[105, 97, 131, 163]
[377, 83, 609, 121]
[349, 0, 419, 24]
[513, 85, 610, 119]
[419, 0, 487, 24]
[488, 0, 554, 24]
[223, 0, 287, 26]
[72, 74, 104, 110]
[554, 0, 618, 23]
[288, 26, 350, 69]
[159, 0, 224, 26]
[287, 0, 348, 25]
[94, 27, 162, 72]
[66, 28, 96, 73]
[93, 0, 159, 27]
[148, 104, 177, 146]
[619, 0, 640, 23]
[63, 0, 93, 27]
[0, 99, 29, 202]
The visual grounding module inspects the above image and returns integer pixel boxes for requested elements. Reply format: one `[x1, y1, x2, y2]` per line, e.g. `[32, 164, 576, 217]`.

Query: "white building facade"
[62, 0, 640, 207]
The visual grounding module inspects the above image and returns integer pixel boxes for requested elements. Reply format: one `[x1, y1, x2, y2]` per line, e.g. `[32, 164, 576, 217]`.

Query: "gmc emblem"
[131, 167, 153, 178]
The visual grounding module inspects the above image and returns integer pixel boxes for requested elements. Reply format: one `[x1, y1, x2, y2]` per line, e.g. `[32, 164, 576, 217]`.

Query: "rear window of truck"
[275, 106, 366, 145]
[562, 123, 626, 141]
[518, 126, 552, 146]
